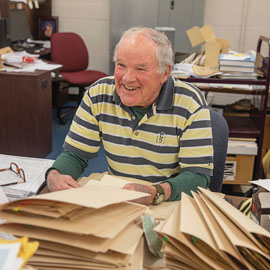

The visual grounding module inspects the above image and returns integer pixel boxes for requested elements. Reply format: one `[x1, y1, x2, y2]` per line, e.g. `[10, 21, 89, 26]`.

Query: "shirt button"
[134, 131, 139, 136]
[132, 116, 136, 120]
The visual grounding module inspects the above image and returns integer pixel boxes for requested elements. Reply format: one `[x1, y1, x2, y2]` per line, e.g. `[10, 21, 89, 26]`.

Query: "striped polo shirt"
[63, 75, 213, 182]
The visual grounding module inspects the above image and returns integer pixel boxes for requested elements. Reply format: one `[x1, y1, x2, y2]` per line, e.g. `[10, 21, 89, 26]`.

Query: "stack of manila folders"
[0, 174, 151, 270]
[1, 173, 270, 270]
[155, 187, 270, 270]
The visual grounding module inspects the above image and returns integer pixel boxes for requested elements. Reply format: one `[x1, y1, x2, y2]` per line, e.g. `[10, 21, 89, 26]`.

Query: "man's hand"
[122, 182, 172, 205]
[47, 169, 81, 192]
[122, 183, 156, 205]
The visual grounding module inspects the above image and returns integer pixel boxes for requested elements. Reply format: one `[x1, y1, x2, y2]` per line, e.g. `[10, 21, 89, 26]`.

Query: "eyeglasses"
[0, 162, 26, 186]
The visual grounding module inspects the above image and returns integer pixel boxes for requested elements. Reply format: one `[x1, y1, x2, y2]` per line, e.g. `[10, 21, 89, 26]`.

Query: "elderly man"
[46, 27, 213, 205]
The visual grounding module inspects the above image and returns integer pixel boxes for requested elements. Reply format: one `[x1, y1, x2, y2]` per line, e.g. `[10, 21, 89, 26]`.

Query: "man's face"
[114, 34, 170, 108]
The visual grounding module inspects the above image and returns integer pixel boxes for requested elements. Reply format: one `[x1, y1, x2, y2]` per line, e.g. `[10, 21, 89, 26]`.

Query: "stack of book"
[0, 182, 148, 269]
[218, 71, 260, 80]
[219, 53, 256, 77]
[155, 187, 270, 270]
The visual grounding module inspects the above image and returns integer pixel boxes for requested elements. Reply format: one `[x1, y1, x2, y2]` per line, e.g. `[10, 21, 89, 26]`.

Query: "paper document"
[34, 60, 62, 71]
[0, 184, 147, 269]
[0, 242, 22, 270]
[0, 154, 54, 200]
[0, 237, 38, 270]
[249, 179, 270, 191]
[155, 187, 270, 270]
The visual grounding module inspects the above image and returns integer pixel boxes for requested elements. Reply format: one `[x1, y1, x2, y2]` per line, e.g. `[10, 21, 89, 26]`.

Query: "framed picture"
[38, 16, 58, 40]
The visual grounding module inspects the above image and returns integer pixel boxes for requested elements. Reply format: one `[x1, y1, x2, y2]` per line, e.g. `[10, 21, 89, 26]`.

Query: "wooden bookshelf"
[181, 35, 270, 179]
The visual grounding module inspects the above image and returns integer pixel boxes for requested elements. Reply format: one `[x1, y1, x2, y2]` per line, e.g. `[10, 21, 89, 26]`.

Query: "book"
[219, 64, 255, 73]
[218, 71, 260, 80]
[219, 53, 255, 67]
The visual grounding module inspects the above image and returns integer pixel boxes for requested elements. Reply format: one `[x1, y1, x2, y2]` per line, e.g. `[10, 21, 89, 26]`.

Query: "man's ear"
[161, 65, 172, 83]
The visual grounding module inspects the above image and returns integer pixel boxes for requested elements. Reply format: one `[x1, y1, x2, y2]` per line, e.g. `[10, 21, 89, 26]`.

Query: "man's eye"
[117, 63, 125, 68]
[137, 67, 146, 71]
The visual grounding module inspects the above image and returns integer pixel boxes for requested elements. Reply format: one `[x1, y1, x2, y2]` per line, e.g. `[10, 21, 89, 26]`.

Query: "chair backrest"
[51, 32, 89, 72]
[209, 109, 229, 192]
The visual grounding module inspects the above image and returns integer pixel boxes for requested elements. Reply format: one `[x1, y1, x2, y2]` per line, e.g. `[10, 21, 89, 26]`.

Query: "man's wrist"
[152, 184, 165, 205]
[45, 167, 60, 182]
[161, 182, 172, 201]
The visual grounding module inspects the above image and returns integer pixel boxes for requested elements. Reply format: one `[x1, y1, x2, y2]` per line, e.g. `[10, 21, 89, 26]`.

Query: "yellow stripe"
[107, 157, 181, 177]
[65, 136, 99, 153]
[70, 122, 100, 141]
[179, 146, 213, 158]
[103, 141, 179, 164]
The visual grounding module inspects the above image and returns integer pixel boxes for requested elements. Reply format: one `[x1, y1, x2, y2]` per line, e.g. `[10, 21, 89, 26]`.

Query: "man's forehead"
[116, 56, 157, 69]
[117, 41, 157, 60]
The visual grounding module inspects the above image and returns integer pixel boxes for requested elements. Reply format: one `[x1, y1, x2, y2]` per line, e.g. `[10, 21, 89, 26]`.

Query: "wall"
[203, 0, 270, 106]
[52, 0, 270, 74]
[52, 0, 110, 74]
[204, 0, 270, 55]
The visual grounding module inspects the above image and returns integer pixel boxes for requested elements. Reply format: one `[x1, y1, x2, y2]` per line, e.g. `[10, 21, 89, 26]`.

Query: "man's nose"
[122, 68, 136, 81]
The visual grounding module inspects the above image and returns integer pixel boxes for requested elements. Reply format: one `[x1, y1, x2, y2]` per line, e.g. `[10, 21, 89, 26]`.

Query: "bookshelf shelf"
[224, 115, 261, 137]
[181, 35, 270, 180]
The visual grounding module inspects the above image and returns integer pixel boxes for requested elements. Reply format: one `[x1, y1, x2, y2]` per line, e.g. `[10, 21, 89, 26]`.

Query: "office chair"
[51, 32, 108, 124]
[209, 109, 229, 192]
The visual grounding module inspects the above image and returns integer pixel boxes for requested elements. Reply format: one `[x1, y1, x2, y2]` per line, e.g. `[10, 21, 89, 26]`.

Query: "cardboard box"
[186, 24, 230, 67]
[223, 140, 257, 185]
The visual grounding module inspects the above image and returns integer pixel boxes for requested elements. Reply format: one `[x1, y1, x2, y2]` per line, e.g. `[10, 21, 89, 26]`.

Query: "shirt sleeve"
[179, 105, 213, 176]
[51, 151, 89, 180]
[164, 171, 210, 201]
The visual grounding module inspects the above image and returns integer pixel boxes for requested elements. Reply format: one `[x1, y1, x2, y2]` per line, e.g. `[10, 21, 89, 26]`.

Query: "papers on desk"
[249, 179, 270, 191]
[155, 187, 270, 270]
[0, 154, 54, 201]
[0, 183, 149, 269]
[26, 38, 51, 49]
[172, 63, 222, 78]
[1, 51, 62, 72]
[191, 82, 266, 91]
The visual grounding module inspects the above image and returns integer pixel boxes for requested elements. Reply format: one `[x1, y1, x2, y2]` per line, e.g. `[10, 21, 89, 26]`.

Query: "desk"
[0, 70, 52, 157]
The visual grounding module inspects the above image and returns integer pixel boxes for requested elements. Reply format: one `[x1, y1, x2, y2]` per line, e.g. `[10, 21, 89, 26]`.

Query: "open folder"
[0, 184, 149, 269]
[155, 187, 270, 270]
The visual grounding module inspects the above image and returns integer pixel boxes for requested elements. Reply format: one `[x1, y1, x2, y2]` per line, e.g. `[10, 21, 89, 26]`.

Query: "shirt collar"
[155, 75, 174, 111]
[113, 75, 174, 111]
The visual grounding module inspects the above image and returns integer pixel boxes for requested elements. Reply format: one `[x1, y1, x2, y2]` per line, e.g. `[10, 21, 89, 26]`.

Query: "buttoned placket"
[131, 103, 157, 138]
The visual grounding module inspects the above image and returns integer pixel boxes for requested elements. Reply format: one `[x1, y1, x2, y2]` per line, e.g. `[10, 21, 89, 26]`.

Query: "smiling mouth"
[123, 84, 139, 91]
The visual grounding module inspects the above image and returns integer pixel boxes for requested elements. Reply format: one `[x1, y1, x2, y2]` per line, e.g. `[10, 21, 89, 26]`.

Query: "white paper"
[0, 242, 23, 270]
[9, 0, 27, 4]
[0, 188, 9, 204]
[27, 39, 51, 48]
[2, 53, 61, 72]
[35, 60, 62, 71]
[0, 154, 54, 199]
[249, 179, 270, 191]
